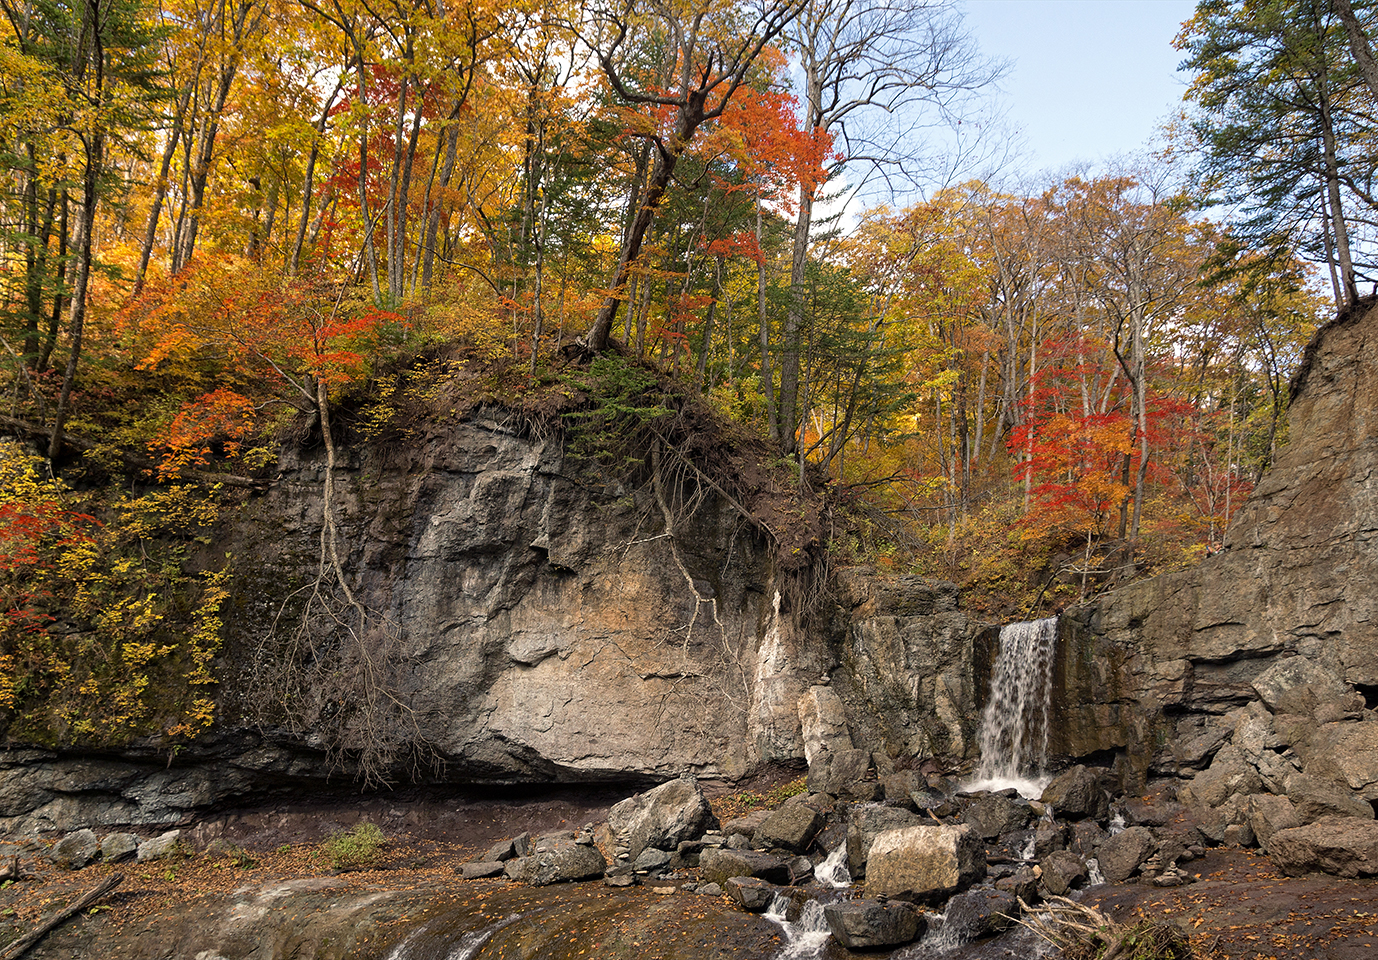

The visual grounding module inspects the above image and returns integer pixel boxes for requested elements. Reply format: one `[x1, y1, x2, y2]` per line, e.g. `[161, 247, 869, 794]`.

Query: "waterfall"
[967, 616, 1058, 799]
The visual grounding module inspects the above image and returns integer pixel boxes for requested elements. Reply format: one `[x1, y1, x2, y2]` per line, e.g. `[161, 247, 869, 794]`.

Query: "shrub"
[322, 822, 385, 871]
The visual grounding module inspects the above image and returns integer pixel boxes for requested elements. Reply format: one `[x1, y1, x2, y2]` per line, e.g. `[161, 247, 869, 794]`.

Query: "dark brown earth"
[2, 792, 1376, 959]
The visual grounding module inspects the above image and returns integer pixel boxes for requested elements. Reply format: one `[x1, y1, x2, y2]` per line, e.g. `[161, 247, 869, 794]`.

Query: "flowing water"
[813, 843, 851, 889]
[766, 895, 833, 960]
[966, 617, 1059, 799]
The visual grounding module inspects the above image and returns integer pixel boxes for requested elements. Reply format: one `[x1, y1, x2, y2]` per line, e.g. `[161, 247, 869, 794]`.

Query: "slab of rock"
[753, 800, 823, 853]
[606, 778, 717, 862]
[697, 848, 791, 886]
[1252, 657, 1349, 713]
[1283, 773, 1373, 822]
[1097, 825, 1155, 883]
[865, 825, 984, 902]
[808, 747, 870, 796]
[721, 810, 771, 839]
[845, 805, 925, 877]
[1266, 816, 1378, 878]
[1040, 766, 1108, 821]
[50, 829, 99, 870]
[823, 899, 923, 950]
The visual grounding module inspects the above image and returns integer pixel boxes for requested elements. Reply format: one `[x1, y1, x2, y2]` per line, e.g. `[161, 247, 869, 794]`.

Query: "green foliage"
[0, 442, 230, 745]
[323, 822, 386, 871]
[561, 354, 671, 468]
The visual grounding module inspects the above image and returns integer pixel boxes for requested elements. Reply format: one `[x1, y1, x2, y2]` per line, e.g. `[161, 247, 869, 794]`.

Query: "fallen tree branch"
[1, 872, 123, 960]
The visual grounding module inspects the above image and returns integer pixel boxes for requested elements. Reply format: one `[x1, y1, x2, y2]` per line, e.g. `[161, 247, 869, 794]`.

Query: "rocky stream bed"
[3, 769, 1377, 960]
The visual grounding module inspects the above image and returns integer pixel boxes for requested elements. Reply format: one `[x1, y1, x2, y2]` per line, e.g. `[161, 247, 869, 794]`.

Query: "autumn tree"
[578, 0, 808, 353]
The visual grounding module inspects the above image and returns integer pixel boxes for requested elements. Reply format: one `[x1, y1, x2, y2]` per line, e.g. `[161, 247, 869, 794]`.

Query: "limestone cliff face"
[1056, 299, 1378, 790]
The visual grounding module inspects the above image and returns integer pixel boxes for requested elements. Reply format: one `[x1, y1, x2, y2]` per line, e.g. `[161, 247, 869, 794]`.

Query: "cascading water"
[966, 616, 1058, 799]
[766, 896, 833, 960]
[813, 843, 851, 888]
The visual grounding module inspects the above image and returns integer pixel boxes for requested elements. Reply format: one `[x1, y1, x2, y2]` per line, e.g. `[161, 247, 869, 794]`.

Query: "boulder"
[509, 836, 607, 886]
[697, 848, 792, 886]
[963, 794, 1032, 840]
[882, 771, 923, 802]
[1040, 766, 1108, 821]
[606, 778, 717, 862]
[633, 848, 672, 874]
[754, 800, 823, 853]
[943, 888, 1018, 941]
[845, 805, 925, 877]
[1283, 773, 1373, 822]
[136, 830, 182, 862]
[1247, 794, 1302, 848]
[995, 865, 1040, 903]
[1069, 820, 1108, 858]
[99, 832, 138, 864]
[1038, 851, 1087, 896]
[808, 747, 871, 796]
[1266, 816, 1378, 878]
[1178, 745, 1262, 811]
[721, 810, 771, 839]
[823, 899, 924, 950]
[50, 829, 99, 870]
[1097, 825, 1155, 883]
[1251, 657, 1349, 713]
[865, 825, 984, 902]
[723, 876, 778, 913]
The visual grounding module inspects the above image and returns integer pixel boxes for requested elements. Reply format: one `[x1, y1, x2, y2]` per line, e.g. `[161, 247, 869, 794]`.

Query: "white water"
[813, 843, 851, 888]
[1107, 812, 1126, 835]
[1086, 856, 1105, 886]
[766, 896, 832, 960]
[966, 617, 1059, 799]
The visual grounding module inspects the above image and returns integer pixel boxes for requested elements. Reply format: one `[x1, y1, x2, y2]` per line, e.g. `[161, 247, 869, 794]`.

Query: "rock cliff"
[1053, 298, 1378, 851]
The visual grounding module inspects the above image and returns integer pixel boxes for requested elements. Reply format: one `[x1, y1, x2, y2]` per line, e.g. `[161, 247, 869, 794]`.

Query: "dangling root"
[1015, 896, 1194, 960]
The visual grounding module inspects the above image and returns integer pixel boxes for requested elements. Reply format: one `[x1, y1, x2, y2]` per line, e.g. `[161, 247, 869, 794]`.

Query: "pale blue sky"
[962, 0, 1199, 171]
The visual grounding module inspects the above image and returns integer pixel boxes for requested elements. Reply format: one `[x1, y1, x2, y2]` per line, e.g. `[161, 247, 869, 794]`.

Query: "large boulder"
[1040, 766, 1108, 821]
[753, 799, 823, 853]
[962, 794, 1032, 840]
[823, 899, 924, 950]
[943, 888, 1018, 941]
[697, 848, 792, 886]
[1266, 817, 1378, 878]
[506, 834, 606, 886]
[1247, 794, 1302, 848]
[1038, 851, 1088, 896]
[1282, 773, 1374, 823]
[845, 805, 925, 877]
[606, 778, 717, 862]
[50, 829, 99, 870]
[865, 825, 984, 902]
[1097, 825, 1155, 883]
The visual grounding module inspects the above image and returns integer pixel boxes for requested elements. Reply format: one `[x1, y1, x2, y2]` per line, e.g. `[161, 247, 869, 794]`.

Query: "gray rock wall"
[1052, 299, 1378, 799]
